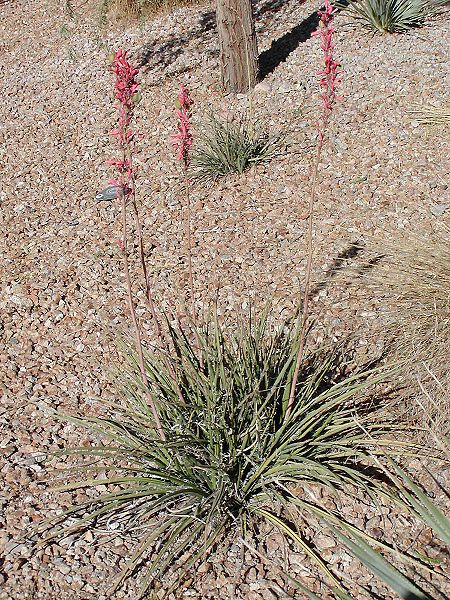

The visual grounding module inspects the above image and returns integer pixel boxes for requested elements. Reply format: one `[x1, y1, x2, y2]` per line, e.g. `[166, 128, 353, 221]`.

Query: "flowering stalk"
[110, 48, 165, 441]
[172, 84, 195, 318]
[286, 0, 341, 418]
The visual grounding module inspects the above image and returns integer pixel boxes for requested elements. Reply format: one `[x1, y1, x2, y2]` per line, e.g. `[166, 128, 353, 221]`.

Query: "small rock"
[315, 533, 336, 549]
[197, 561, 210, 574]
[430, 203, 449, 217]
[261, 590, 277, 600]
[247, 592, 263, 600]
[254, 81, 271, 94]
[265, 533, 283, 553]
[289, 552, 308, 568]
[84, 531, 94, 543]
[277, 82, 291, 93]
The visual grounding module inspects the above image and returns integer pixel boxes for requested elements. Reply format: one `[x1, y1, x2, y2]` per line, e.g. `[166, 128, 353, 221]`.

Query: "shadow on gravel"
[258, 9, 320, 79]
[138, 0, 318, 82]
[308, 242, 384, 302]
[139, 37, 186, 72]
[309, 243, 362, 299]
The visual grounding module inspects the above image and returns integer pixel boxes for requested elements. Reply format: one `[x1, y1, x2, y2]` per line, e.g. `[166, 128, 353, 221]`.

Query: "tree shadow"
[138, 0, 319, 82]
[198, 10, 216, 33]
[258, 9, 320, 79]
[196, 0, 305, 33]
[139, 37, 185, 71]
[255, 0, 295, 19]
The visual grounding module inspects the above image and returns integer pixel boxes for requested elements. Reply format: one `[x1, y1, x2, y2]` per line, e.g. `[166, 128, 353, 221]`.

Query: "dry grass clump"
[362, 228, 450, 435]
[98, 0, 197, 21]
[414, 370, 450, 442]
[409, 99, 450, 136]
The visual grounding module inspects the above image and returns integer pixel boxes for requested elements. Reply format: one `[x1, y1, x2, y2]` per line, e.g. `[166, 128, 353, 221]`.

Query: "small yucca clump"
[337, 0, 441, 33]
[190, 115, 282, 181]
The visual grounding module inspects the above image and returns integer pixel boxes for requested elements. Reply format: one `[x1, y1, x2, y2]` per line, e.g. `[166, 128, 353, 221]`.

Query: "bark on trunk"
[216, 0, 259, 93]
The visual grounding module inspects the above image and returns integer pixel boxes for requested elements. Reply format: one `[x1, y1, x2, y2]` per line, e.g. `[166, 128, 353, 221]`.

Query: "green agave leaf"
[336, 0, 433, 33]
[48, 310, 446, 597]
[191, 115, 283, 181]
[292, 496, 438, 571]
[117, 515, 181, 586]
[162, 518, 227, 599]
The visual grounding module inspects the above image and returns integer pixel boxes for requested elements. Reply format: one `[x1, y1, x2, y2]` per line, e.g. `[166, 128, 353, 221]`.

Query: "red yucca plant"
[44, 23, 450, 600]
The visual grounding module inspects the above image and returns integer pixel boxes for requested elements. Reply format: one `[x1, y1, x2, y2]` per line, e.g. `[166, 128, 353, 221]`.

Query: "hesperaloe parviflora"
[109, 48, 165, 440]
[287, 0, 341, 416]
[172, 84, 196, 318]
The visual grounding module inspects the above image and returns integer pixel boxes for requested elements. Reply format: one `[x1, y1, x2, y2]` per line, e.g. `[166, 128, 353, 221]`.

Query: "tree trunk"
[216, 0, 259, 93]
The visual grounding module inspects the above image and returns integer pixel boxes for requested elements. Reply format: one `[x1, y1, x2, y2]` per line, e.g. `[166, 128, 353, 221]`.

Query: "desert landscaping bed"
[0, 0, 449, 597]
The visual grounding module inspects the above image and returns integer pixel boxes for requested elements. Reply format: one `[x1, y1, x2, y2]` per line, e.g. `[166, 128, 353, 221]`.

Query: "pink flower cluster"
[172, 84, 193, 165]
[111, 48, 140, 145]
[109, 48, 142, 196]
[107, 158, 133, 182]
[313, 0, 341, 121]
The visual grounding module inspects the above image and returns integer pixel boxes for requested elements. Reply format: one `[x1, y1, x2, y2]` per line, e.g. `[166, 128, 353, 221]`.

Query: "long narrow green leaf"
[391, 462, 450, 546]
[330, 525, 431, 600]
[47, 310, 444, 597]
[254, 508, 347, 594]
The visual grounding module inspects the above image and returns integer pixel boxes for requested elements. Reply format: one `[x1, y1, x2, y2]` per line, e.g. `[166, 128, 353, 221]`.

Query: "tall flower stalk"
[110, 48, 165, 440]
[287, 0, 341, 417]
[172, 84, 196, 318]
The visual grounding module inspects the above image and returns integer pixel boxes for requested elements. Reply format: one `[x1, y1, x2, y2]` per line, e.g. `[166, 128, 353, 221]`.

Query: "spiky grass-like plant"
[337, 0, 440, 32]
[190, 116, 282, 181]
[45, 314, 440, 599]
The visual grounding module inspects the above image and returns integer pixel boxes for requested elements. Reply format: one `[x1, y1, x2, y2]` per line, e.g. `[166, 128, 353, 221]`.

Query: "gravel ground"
[1, 0, 449, 597]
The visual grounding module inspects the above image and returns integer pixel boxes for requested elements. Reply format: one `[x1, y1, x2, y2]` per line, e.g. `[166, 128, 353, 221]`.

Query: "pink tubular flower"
[172, 84, 193, 166]
[313, 0, 341, 125]
[111, 48, 140, 146]
[108, 48, 142, 199]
